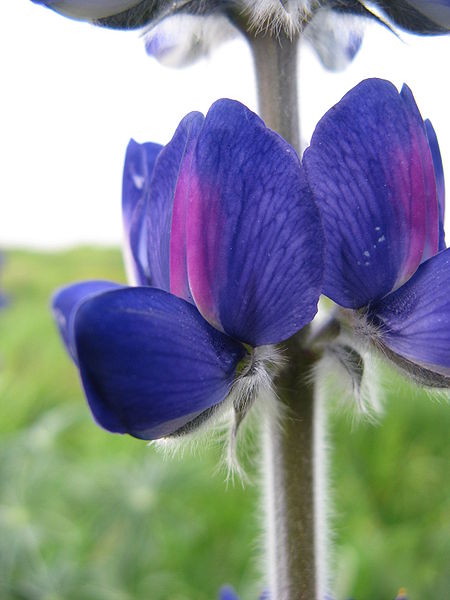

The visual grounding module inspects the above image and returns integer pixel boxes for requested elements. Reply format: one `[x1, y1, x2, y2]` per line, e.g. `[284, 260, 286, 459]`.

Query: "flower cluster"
[53, 77, 447, 441]
[31, 0, 450, 34]
[53, 99, 323, 439]
[304, 78, 449, 388]
[31, 1, 450, 74]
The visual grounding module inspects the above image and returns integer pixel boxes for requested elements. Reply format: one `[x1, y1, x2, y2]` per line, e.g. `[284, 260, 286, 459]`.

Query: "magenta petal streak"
[169, 152, 194, 302]
[186, 176, 224, 333]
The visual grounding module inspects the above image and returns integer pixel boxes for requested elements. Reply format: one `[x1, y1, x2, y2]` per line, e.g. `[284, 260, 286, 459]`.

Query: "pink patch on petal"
[186, 176, 223, 332]
[418, 133, 439, 263]
[169, 161, 191, 301]
[392, 143, 427, 291]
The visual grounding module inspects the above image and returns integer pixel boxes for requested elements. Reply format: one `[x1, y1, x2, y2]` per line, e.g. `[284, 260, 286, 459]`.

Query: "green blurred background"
[0, 248, 448, 600]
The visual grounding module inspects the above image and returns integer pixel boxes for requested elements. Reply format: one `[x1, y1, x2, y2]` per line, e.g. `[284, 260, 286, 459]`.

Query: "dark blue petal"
[371, 248, 450, 376]
[218, 586, 239, 600]
[376, 0, 450, 33]
[146, 112, 204, 297]
[425, 119, 446, 250]
[186, 99, 324, 346]
[303, 78, 437, 308]
[52, 280, 122, 363]
[123, 139, 162, 285]
[73, 287, 246, 439]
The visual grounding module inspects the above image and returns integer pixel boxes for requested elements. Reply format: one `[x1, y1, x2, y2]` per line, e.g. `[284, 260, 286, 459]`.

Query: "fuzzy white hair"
[151, 345, 284, 481]
[238, 0, 319, 34]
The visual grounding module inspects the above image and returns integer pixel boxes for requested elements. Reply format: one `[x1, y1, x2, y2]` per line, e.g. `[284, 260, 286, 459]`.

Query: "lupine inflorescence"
[53, 78, 448, 444]
[53, 99, 324, 440]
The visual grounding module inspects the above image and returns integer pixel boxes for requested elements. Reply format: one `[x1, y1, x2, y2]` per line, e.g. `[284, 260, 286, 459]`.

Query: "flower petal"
[304, 8, 363, 72]
[371, 248, 450, 377]
[399, 84, 439, 263]
[425, 119, 446, 250]
[219, 586, 240, 600]
[123, 139, 162, 285]
[376, 0, 450, 33]
[303, 78, 436, 308]
[145, 14, 235, 68]
[31, 0, 142, 20]
[146, 111, 204, 298]
[186, 99, 324, 346]
[73, 287, 246, 439]
[52, 280, 122, 362]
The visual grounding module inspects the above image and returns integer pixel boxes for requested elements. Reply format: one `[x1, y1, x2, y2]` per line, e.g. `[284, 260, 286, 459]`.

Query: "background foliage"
[0, 249, 448, 599]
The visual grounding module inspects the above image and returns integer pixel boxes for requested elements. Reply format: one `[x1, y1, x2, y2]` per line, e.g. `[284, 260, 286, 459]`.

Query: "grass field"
[0, 248, 448, 599]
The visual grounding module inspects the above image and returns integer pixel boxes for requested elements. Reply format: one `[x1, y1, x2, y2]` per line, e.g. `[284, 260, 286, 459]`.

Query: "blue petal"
[186, 99, 324, 346]
[52, 280, 122, 362]
[123, 139, 162, 285]
[218, 586, 239, 600]
[399, 84, 439, 264]
[305, 8, 363, 72]
[425, 119, 446, 250]
[303, 78, 437, 308]
[371, 248, 450, 376]
[146, 112, 204, 297]
[73, 287, 246, 439]
[145, 14, 235, 69]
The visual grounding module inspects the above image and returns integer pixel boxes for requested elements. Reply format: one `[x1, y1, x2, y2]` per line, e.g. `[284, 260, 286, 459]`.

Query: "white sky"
[1, 1, 449, 248]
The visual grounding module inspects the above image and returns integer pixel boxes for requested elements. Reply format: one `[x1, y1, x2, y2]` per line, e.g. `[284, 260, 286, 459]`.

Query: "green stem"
[248, 30, 301, 152]
[245, 30, 323, 600]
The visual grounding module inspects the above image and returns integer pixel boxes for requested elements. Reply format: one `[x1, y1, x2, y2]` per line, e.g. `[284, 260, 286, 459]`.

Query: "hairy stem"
[246, 31, 323, 600]
[248, 31, 301, 152]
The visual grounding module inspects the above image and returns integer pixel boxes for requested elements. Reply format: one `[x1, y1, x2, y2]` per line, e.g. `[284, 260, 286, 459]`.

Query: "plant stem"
[249, 31, 301, 153]
[247, 31, 322, 600]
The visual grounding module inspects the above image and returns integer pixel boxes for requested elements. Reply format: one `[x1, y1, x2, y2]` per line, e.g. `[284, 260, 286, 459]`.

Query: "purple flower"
[218, 586, 270, 600]
[31, 0, 450, 34]
[142, 1, 449, 71]
[219, 586, 240, 600]
[144, 7, 364, 72]
[32, 1, 449, 77]
[52, 99, 324, 440]
[304, 78, 450, 385]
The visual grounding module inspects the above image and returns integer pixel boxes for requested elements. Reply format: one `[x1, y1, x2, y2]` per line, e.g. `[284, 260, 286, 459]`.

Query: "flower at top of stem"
[304, 77, 450, 385]
[52, 99, 324, 440]
[31, 1, 449, 76]
[30, 1, 450, 34]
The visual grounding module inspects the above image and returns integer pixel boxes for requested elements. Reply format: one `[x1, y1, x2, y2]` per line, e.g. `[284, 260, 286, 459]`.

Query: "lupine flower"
[31, 0, 450, 33]
[219, 586, 240, 600]
[218, 586, 270, 600]
[302, 8, 363, 72]
[31, 1, 449, 77]
[52, 99, 323, 440]
[143, 0, 450, 71]
[304, 78, 450, 386]
[143, 7, 364, 72]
